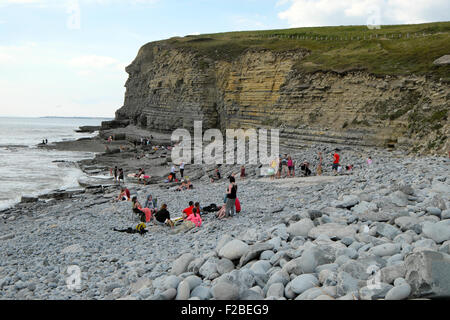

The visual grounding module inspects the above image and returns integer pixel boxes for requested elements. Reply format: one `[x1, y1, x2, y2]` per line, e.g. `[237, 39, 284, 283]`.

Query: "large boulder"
[369, 243, 401, 257]
[334, 195, 360, 209]
[290, 274, 319, 295]
[433, 55, 450, 66]
[395, 216, 421, 231]
[211, 281, 240, 300]
[380, 263, 407, 284]
[238, 242, 274, 267]
[389, 191, 409, 207]
[218, 240, 249, 261]
[282, 246, 335, 275]
[385, 283, 411, 300]
[405, 250, 450, 298]
[308, 223, 357, 240]
[352, 201, 378, 215]
[375, 223, 401, 240]
[422, 220, 450, 244]
[287, 218, 314, 238]
[171, 253, 195, 275]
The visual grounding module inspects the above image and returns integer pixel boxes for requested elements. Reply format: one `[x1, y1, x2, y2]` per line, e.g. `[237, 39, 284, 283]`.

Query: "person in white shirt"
[180, 162, 185, 178]
[170, 164, 177, 180]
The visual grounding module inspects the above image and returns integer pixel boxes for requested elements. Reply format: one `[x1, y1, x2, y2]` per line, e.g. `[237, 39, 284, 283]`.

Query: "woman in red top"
[116, 187, 131, 201]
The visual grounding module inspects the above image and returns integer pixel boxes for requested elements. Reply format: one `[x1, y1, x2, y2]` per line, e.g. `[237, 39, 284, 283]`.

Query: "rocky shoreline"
[1, 129, 449, 300]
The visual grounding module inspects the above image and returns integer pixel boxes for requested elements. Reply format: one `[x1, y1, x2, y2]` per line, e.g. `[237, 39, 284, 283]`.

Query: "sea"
[0, 117, 112, 211]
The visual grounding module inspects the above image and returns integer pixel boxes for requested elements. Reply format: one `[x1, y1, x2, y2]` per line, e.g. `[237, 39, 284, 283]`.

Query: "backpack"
[235, 198, 241, 213]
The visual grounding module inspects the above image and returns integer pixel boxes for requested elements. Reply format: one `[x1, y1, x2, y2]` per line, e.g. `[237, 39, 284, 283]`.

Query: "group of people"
[139, 137, 153, 146]
[114, 174, 241, 235]
[111, 166, 125, 184]
[41, 138, 48, 145]
[268, 150, 369, 178]
[210, 165, 246, 183]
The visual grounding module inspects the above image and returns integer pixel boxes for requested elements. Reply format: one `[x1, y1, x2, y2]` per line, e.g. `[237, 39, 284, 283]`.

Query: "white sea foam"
[0, 117, 110, 211]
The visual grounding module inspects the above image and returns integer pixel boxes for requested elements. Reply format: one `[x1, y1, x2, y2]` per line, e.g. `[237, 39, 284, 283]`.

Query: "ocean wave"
[0, 144, 29, 148]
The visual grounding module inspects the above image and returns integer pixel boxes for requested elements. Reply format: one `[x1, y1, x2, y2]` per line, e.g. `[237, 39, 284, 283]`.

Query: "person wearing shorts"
[332, 150, 340, 174]
[277, 156, 283, 179]
[287, 156, 293, 177]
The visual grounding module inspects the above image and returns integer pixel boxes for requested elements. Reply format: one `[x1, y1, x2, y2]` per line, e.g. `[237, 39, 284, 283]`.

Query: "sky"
[0, 0, 448, 117]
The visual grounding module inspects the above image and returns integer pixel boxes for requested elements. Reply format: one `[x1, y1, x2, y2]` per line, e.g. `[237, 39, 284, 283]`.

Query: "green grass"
[143, 22, 450, 79]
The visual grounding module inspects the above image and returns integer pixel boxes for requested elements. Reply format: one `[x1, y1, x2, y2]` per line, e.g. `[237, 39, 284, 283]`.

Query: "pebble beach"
[1, 140, 449, 300]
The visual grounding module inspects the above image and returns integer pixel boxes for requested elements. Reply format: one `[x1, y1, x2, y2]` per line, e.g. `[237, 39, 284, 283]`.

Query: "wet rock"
[405, 250, 450, 298]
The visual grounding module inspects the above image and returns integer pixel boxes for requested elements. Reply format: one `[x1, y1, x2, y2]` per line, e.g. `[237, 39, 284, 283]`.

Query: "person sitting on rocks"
[144, 194, 157, 209]
[345, 164, 354, 171]
[174, 207, 203, 234]
[300, 161, 312, 176]
[135, 168, 146, 184]
[131, 196, 153, 223]
[116, 187, 131, 201]
[216, 205, 226, 219]
[194, 202, 202, 216]
[182, 201, 194, 220]
[176, 179, 188, 191]
[154, 204, 174, 228]
[165, 172, 175, 183]
[210, 167, 221, 183]
[186, 207, 202, 227]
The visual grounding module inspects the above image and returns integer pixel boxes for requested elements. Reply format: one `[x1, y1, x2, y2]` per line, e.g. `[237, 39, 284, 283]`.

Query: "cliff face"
[116, 43, 449, 154]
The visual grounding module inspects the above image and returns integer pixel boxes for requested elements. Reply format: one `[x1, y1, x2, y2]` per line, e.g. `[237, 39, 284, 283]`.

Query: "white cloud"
[0, 0, 159, 5]
[0, 52, 16, 64]
[69, 55, 119, 69]
[277, 0, 450, 27]
[68, 55, 128, 78]
[230, 14, 268, 31]
[0, 42, 37, 65]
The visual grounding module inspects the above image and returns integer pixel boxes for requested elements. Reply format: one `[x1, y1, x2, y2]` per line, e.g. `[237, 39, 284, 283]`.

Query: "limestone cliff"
[115, 31, 449, 154]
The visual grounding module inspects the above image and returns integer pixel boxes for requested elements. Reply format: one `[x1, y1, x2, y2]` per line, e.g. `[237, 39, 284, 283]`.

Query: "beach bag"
[203, 203, 219, 212]
[267, 167, 275, 176]
[235, 198, 241, 213]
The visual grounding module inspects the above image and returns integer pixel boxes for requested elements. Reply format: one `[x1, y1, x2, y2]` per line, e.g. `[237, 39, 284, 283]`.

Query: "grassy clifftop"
[148, 22, 450, 80]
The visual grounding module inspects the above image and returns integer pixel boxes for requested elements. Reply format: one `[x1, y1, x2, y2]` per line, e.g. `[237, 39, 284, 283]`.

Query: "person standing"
[170, 164, 177, 181]
[282, 154, 288, 177]
[225, 176, 238, 217]
[287, 156, 293, 178]
[317, 152, 323, 176]
[332, 150, 340, 174]
[113, 166, 118, 183]
[179, 161, 185, 178]
[118, 168, 124, 184]
[276, 155, 283, 179]
[240, 165, 246, 180]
